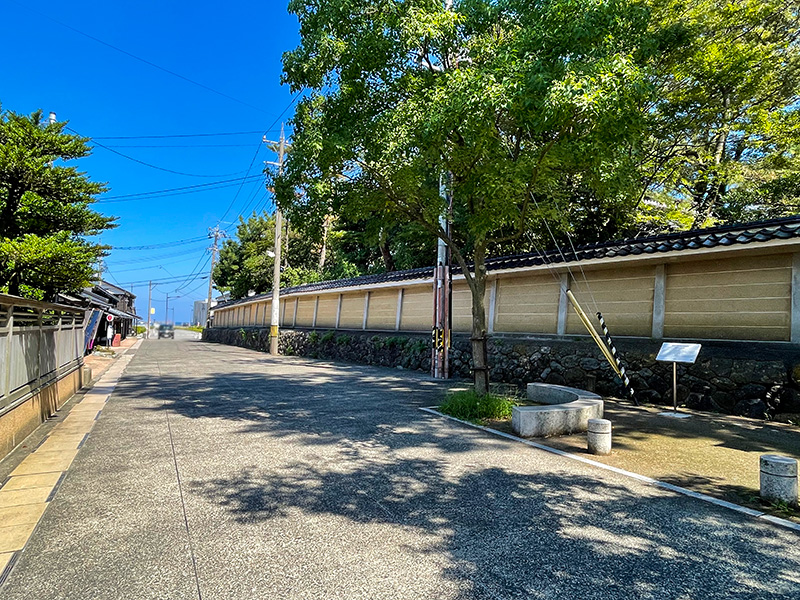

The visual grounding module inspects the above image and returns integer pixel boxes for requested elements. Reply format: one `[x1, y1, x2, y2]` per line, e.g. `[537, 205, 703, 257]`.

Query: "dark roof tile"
[216, 214, 800, 310]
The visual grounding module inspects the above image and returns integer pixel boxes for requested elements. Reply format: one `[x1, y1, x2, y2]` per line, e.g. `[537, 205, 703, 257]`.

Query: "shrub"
[335, 333, 352, 345]
[308, 330, 319, 344]
[439, 390, 516, 423]
[321, 330, 336, 343]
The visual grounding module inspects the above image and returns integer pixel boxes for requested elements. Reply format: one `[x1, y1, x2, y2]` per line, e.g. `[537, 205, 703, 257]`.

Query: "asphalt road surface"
[3, 339, 799, 599]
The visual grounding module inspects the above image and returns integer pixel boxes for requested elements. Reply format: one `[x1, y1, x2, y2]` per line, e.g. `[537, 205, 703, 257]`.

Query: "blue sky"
[0, 0, 301, 322]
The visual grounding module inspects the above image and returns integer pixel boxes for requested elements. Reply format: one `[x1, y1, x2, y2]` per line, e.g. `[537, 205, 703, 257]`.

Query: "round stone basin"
[511, 383, 604, 438]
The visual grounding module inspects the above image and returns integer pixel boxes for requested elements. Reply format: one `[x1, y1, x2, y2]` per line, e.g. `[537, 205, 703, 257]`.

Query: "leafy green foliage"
[439, 390, 516, 423]
[0, 108, 114, 299]
[279, 0, 675, 392]
[637, 0, 800, 231]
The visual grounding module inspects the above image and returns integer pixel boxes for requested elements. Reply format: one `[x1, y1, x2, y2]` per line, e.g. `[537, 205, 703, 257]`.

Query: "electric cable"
[110, 256, 205, 274]
[112, 236, 208, 250]
[66, 127, 249, 178]
[104, 143, 256, 149]
[94, 130, 276, 140]
[110, 246, 208, 265]
[98, 175, 264, 203]
[174, 254, 212, 293]
[115, 273, 209, 286]
[216, 88, 305, 224]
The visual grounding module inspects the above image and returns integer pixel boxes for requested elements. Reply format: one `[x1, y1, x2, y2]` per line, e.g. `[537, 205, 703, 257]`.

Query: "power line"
[98, 175, 263, 202]
[9, 0, 271, 115]
[217, 88, 306, 224]
[67, 127, 250, 178]
[94, 130, 278, 140]
[174, 254, 212, 293]
[104, 143, 257, 149]
[110, 247, 207, 265]
[114, 273, 209, 286]
[112, 236, 208, 250]
[111, 256, 203, 274]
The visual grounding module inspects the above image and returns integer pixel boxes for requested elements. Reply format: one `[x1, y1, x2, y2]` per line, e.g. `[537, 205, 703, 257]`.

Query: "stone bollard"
[587, 418, 612, 455]
[760, 455, 798, 506]
[81, 366, 92, 388]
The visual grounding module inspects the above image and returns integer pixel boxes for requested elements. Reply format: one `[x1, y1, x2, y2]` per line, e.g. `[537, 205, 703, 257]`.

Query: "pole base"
[657, 411, 691, 419]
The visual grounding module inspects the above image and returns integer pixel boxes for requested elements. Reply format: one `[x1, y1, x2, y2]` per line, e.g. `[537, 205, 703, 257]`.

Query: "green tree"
[278, 0, 670, 393]
[212, 212, 351, 299]
[0, 108, 114, 299]
[635, 0, 800, 231]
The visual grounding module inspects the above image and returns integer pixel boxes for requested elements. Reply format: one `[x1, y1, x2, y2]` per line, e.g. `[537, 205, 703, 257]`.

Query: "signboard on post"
[656, 343, 701, 364]
[656, 342, 702, 417]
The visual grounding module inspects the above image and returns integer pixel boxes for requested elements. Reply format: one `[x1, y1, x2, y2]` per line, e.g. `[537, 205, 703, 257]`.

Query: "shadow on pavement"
[115, 343, 800, 598]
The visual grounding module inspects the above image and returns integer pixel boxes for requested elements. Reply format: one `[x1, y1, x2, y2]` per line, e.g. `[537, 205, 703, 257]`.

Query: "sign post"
[655, 342, 701, 418]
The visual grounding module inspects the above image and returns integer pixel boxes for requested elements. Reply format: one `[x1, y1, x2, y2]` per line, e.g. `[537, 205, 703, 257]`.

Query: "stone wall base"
[203, 327, 800, 420]
[0, 366, 88, 461]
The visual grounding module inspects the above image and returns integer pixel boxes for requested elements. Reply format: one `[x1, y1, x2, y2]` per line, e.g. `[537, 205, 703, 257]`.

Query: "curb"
[419, 407, 800, 534]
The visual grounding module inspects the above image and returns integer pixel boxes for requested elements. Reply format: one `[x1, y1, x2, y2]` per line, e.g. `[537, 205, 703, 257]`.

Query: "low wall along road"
[208, 218, 800, 419]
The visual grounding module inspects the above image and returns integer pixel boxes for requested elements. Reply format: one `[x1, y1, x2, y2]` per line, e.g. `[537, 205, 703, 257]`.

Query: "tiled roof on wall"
[216, 215, 800, 310]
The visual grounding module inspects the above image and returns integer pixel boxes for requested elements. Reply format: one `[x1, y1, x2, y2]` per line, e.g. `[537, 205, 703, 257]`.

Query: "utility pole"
[432, 173, 452, 379]
[165, 293, 169, 325]
[146, 281, 153, 339]
[265, 124, 287, 355]
[205, 226, 226, 327]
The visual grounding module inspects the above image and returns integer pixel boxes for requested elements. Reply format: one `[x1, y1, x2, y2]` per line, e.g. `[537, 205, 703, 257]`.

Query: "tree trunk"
[318, 214, 331, 270]
[379, 227, 395, 272]
[469, 241, 489, 395]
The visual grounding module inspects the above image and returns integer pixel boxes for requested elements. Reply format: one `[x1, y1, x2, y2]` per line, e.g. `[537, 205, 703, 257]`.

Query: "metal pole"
[146, 281, 152, 339]
[269, 124, 286, 355]
[165, 293, 169, 325]
[432, 173, 451, 379]
[673, 361, 678, 413]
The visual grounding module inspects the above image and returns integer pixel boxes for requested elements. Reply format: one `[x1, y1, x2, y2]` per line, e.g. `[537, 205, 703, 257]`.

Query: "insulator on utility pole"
[205, 225, 226, 328]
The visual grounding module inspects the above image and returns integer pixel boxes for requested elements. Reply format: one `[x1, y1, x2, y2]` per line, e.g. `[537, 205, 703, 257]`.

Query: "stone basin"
[511, 383, 603, 438]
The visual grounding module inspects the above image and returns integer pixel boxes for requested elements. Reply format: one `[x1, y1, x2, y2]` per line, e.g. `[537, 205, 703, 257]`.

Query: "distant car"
[157, 324, 175, 339]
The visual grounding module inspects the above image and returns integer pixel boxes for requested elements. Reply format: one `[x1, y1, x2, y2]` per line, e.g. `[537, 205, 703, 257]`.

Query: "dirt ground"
[486, 399, 800, 521]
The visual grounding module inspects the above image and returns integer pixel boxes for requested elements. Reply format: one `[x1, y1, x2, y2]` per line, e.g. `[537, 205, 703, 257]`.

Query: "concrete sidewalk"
[2, 339, 800, 599]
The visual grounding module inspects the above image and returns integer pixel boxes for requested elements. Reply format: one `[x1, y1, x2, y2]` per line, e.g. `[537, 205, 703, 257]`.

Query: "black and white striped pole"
[596, 312, 638, 405]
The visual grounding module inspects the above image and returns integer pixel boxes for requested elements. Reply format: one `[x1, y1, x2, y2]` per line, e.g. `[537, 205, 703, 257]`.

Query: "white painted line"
[420, 407, 800, 534]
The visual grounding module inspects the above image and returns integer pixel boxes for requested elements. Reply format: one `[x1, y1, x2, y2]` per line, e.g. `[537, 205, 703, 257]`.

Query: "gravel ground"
[3, 339, 800, 599]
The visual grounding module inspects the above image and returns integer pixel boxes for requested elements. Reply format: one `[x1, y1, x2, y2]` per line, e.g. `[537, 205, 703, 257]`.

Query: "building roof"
[215, 214, 800, 310]
[96, 280, 136, 299]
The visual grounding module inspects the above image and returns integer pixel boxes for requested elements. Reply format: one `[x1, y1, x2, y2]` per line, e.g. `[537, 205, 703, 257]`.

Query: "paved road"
[3, 340, 800, 599]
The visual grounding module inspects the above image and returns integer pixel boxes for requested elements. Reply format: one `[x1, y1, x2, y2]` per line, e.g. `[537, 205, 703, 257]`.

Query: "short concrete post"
[81, 366, 92, 388]
[760, 455, 798, 506]
[587, 418, 612, 455]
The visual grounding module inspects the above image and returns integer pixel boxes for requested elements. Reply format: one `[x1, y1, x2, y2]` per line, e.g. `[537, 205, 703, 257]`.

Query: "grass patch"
[439, 390, 517, 424]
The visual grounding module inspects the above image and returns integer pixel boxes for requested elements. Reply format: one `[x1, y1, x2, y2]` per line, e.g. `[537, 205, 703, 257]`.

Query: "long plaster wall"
[212, 246, 798, 344]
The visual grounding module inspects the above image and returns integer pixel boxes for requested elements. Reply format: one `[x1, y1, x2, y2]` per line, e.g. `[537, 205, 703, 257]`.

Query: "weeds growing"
[439, 390, 517, 424]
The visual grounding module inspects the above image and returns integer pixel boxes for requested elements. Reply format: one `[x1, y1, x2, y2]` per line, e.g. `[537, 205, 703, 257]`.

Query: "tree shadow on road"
[116, 344, 800, 598]
[185, 457, 800, 599]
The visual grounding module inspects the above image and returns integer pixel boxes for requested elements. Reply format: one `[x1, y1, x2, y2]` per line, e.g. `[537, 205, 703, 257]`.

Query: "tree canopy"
[0, 108, 115, 300]
[278, 0, 685, 391]
[273, 0, 800, 392]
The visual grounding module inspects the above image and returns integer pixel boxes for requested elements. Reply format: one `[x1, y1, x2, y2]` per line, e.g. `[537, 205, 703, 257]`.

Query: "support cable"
[596, 312, 638, 404]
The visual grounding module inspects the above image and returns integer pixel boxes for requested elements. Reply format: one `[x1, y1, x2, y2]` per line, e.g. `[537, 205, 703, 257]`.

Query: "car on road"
[157, 324, 175, 339]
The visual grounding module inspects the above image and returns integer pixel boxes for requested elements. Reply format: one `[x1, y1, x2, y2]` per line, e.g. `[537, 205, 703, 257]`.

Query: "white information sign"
[656, 342, 701, 364]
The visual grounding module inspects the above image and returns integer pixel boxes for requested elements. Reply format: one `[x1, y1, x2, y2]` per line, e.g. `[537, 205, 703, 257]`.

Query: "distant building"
[193, 299, 217, 326]
[58, 280, 140, 351]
